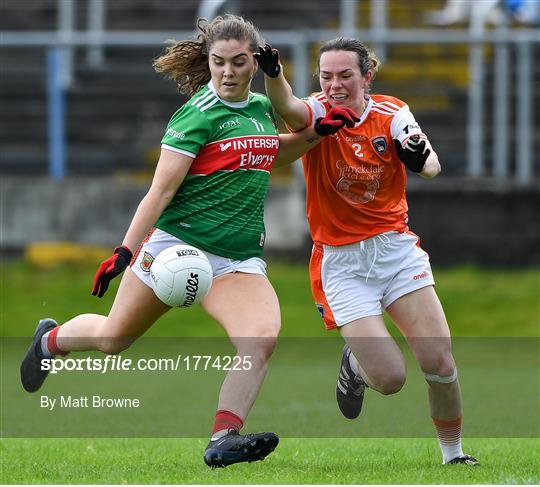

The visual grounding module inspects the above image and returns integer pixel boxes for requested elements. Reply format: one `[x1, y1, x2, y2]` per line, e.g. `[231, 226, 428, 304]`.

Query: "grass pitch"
[2, 438, 539, 484]
[2, 261, 539, 337]
[1, 261, 539, 484]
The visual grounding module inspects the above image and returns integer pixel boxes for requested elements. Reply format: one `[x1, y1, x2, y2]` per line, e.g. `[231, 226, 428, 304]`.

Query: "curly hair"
[153, 15, 263, 97]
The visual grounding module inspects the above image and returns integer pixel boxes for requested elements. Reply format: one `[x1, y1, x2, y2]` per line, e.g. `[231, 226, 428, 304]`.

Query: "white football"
[150, 244, 213, 307]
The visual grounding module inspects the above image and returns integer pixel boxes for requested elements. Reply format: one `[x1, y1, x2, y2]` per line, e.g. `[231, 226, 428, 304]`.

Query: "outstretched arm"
[121, 149, 193, 250]
[92, 148, 193, 297]
[274, 127, 321, 168]
[275, 107, 360, 167]
[255, 44, 310, 132]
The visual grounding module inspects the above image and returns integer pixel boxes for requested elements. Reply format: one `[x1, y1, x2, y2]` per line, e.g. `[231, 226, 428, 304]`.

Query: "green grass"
[1, 438, 539, 484]
[1, 261, 539, 337]
[1, 261, 539, 484]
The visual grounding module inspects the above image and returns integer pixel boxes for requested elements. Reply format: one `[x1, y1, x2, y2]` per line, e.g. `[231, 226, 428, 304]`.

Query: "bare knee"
[248, 334, 278, 363]
[378, 374, 406, 395]
[371, 370, 406, 395]
[236, 322, 280, 363]
[422, 353, 456, 379]
[258, 336, 278, 362]
[92, 315, 140, 355]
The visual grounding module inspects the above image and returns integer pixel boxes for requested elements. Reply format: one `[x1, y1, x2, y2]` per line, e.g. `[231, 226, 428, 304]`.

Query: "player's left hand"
[314, 107, 360, 136]
[394, 135, 430, 173]
[254, 44, 281, 78]
[91, 245, 133, 298]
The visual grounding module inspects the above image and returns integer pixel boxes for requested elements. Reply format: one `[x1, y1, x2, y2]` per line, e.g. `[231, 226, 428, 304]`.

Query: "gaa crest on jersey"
[371, 136, 387, 154]
[140, 251, 155, 272]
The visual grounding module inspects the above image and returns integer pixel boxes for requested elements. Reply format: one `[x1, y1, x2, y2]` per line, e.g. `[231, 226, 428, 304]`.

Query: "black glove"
[393, 135, 430, 173]
[254, 43, 281, 78]
[314, 107, 360, 136]
[92, 245, 133, 298]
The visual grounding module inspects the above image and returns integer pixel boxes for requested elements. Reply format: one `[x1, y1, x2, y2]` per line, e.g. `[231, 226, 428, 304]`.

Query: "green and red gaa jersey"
[156, 82, 279, 260]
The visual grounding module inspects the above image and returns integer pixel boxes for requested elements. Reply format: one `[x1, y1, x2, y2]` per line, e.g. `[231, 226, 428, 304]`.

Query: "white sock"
[40, 331, 55, 358]
[441, 442, 464, 464]
[433, 417, 464, 463]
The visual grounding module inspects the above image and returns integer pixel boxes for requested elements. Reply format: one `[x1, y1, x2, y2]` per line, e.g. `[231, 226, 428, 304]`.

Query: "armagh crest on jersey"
[301, 93, 426, 246]
[157, 82, 279, 260]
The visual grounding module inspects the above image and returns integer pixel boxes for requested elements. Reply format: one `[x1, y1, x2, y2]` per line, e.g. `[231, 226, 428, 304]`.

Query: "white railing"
[0, 7, 538, 184]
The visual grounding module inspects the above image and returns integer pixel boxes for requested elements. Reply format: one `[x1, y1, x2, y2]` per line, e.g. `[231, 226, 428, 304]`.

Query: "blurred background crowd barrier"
[1, 0, 539, 266]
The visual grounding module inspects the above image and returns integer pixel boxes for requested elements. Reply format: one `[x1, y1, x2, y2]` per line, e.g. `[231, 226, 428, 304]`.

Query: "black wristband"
[393, 139, 430, 173]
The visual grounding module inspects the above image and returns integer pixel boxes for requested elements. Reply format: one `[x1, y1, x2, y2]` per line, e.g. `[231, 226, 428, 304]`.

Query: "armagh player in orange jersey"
[255, 38, 478, 465]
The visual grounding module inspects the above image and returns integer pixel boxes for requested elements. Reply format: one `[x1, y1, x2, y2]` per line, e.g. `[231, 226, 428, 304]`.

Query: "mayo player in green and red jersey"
[156, 81, 282, 259]
[19, 15, 358, 468]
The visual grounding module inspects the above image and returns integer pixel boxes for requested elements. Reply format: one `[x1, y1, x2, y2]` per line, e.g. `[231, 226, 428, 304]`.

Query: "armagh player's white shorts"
[130, 228, 267, 289]
[309, 231, 435, 330]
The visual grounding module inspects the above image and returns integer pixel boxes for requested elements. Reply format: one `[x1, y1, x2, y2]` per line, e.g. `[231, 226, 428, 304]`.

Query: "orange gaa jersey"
[302, 92, 426, 246]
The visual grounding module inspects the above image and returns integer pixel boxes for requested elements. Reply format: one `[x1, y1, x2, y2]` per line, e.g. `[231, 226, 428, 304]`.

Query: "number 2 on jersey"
[352, 143, 363, 158]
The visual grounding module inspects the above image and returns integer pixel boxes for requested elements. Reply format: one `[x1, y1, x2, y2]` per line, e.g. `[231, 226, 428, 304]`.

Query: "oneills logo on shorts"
[413, 271, 429, 280]
[372, 136, 387, 154]
[140, 252, 154, 272]
[315, 303, 325, 318]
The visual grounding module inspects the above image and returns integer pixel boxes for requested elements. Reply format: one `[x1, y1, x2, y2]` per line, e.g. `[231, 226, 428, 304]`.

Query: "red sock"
[432, 416, 463, 463]
[212, 410, 243, 435]
[47, 327, 69, 357]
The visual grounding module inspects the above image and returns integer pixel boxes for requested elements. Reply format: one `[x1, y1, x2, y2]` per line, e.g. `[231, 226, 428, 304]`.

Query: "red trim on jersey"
[190, 135, 279, 175]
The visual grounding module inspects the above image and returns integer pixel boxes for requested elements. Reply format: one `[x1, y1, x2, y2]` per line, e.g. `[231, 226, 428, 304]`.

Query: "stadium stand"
[1, 1, 538, 265]
[0, 0, 538, 178]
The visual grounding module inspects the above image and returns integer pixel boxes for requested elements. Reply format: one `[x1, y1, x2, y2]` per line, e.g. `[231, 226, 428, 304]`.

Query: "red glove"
[91, 245, 133, 298]
[314, 107, 360, 136]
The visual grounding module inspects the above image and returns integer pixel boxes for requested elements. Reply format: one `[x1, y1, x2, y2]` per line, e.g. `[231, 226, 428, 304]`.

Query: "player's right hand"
[254, 44, 281, 78]
[91, 245, 133, 298]
[314, 107, 360, 136]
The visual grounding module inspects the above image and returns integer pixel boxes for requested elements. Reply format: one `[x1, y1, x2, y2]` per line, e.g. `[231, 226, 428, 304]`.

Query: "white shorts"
[309, 231, 435, 330]
[130, 228, 267, 289]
